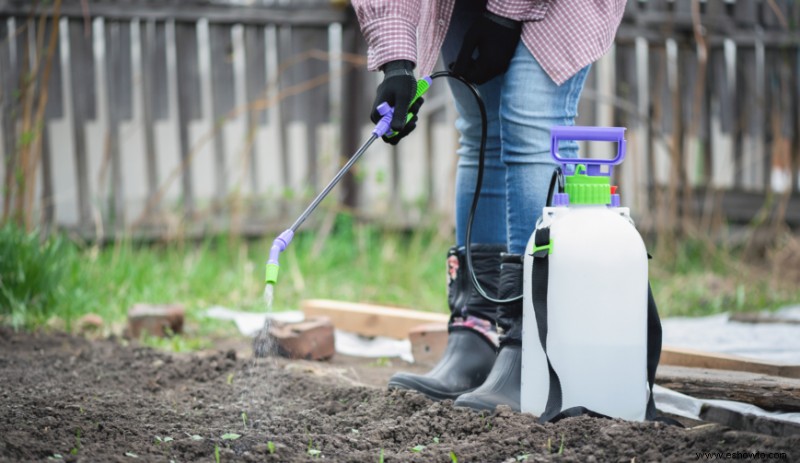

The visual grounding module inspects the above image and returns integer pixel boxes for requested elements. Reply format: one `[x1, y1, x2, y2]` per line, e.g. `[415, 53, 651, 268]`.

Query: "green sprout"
[450, 450, 458, 463]
[411, 445, 425, 453]
[267, 441, 276, 455]
[70, 428, 81, 455]
[214, 445, 220, 463]
[221, 433, 241, 440]
[307, 438, 321, 458]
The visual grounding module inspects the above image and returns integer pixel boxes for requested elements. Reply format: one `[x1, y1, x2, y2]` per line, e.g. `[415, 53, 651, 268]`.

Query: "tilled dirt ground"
[1, 328, 797, 462]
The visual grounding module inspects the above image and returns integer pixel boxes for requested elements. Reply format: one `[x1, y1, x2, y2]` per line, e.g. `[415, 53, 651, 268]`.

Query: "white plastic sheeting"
[661, 306, 800, 364]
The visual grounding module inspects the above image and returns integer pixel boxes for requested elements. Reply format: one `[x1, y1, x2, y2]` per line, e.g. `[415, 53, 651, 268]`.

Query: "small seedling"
[125, 452, 138, 458]
[350, 428, 359, 435]
[241, 412, 248, 430]
[370, 357, 392, 367]
[267, 441, 276, 455]
[214, 445, 220, 463]
[221, 433, 241, 440]
[433, 436, 440, 444]
[70, 428, 81, 455]
[47, 454, 63, 460]
[227, 373, 234, 385]
[450, 450, 458, 463]
[516, 454, 530, 461]
[411, 445, 425, 453]
[378, 448, 384, 463]
[307, 438, 321, 458]
[189, 434, 204, 441]
[558, 434, 565, 455]
[154, 436, 174, 444]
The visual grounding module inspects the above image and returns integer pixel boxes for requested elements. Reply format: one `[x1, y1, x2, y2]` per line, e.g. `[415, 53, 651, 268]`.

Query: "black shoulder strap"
[530, 227, 565, 423]
[645, 282, 661, 420]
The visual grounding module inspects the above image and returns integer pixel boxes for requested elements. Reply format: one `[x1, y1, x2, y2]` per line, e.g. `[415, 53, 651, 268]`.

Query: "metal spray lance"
[264, 77, 432, 287]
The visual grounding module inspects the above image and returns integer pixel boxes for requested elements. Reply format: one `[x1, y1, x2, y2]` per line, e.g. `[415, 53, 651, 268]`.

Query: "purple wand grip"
[268, 229, 294, 265]
[372, 102, 394, 138]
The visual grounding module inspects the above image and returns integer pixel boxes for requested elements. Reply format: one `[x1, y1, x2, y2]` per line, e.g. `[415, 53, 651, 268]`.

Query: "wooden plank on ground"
[661, 345, 800, 379]
[300, 299, 448, 340]
[729, 312, 800, 326]
[700, 405, 800, 437]
[656, 365, 800, 412]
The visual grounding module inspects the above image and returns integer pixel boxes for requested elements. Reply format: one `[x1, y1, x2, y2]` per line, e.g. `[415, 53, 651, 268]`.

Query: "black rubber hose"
[430, 71, 526, 304]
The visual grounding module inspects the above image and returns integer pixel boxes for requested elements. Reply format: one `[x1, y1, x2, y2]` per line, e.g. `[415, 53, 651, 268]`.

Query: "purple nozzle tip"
[268, 229, 295, 265]
[423, 76, 433, 85]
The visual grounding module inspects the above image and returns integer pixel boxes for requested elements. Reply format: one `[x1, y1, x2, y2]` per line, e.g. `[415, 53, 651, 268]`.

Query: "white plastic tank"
[520, 127, 649, 421]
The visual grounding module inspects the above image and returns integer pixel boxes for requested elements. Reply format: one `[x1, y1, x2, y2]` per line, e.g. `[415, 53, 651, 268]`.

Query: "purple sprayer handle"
[372, 103, 394, 138]
[550, 126, 627, 177]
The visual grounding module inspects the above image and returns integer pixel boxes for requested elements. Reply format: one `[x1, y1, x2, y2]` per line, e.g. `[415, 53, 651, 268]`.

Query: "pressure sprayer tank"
[521, 126, 649, 421]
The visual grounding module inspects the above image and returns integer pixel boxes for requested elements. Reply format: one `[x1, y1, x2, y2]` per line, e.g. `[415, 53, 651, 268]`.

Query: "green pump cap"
[564, 164, 611, 205]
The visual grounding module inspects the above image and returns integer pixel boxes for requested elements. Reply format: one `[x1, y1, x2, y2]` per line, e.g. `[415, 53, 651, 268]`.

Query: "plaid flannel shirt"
[353, 0, 627, 85]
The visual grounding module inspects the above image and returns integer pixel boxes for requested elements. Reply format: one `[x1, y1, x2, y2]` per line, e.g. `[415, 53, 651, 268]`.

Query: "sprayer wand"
[265, 76, 432, 286]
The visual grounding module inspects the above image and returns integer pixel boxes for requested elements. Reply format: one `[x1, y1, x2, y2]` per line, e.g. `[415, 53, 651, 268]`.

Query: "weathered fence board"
[1, 0, 799, 239]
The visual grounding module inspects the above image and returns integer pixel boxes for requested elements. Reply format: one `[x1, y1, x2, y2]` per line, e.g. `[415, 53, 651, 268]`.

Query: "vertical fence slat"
[139, 20, 159, 205]
[68, 17, 95, 228]
[709, 44, 734, 189]
[105, 20, 125, 231]
[244, 24, 267, 200]
[208, 22, 235, 203]
[1, 18, 17, 219]
[174, 20, 200, 218]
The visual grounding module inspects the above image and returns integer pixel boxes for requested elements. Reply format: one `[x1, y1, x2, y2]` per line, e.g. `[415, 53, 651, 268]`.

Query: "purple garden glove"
[451, 11, 522, 85]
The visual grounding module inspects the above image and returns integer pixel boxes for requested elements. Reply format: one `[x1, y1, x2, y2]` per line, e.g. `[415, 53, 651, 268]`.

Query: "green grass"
[0, 215, 450, 336]
[1, 218, 799, 346]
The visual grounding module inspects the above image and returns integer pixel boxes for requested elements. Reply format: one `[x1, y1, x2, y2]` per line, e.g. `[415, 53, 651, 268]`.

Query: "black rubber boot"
[454, 253, 523, 411]
[388, 244, 505, 400]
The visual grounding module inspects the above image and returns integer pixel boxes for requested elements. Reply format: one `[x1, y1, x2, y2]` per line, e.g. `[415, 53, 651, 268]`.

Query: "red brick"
[127, 304, 185, 338]
[408, 323, 448, 367]
[268, 317, 335, 361]
[76, 313, 104, 334]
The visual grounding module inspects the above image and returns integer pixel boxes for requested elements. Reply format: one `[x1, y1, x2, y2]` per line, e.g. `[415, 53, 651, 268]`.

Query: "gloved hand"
[451, 11, 522, 85]
[370, 60, 424, 145]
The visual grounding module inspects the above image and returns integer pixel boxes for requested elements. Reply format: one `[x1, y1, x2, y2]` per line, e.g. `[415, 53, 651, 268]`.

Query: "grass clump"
[0, 224, 73, 329]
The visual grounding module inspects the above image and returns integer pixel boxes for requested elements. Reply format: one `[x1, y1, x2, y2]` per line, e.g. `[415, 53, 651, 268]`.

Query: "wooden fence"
[1, 0, 799, 240]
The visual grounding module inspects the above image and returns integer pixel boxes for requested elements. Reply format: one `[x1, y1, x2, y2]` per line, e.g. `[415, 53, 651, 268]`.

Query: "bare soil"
[1, 328, 797, 462]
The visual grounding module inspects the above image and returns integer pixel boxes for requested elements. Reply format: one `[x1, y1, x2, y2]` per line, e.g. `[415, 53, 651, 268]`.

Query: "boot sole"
[387, 377, 477, 402]
[453, 394, 520, 412]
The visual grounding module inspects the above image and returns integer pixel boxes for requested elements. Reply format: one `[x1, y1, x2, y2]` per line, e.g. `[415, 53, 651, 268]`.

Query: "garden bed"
[1, 328, 797, 462]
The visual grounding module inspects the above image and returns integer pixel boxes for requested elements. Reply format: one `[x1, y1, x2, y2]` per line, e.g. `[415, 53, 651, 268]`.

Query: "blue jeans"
[442, 0, 590, 254]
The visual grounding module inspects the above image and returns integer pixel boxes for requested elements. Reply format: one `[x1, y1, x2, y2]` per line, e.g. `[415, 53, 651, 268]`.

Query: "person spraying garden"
[351, 0, 628, 411]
